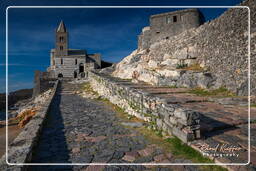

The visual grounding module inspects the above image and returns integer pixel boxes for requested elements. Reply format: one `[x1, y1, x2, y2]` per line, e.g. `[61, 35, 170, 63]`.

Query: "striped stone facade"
[47, 21, 101, 79]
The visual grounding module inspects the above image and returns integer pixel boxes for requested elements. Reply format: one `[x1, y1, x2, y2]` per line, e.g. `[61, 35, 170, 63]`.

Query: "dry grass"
[16, 108, 38, 128]
[101, 98, 227, 170]
[82, 82, 227, 171]
[99, 97, 144, 123]
[82, 83, 97, 94]
[134, 126, 227, 171]
[182, 63, 205, 71]
[188, 87, 235, 97]
[0, 108, 38, 128]
[251, 104, 256, 108]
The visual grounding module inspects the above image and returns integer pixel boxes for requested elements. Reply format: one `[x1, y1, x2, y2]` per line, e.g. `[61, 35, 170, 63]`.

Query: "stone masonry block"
[156, 118, 163, 128]
[174, 108, 200, 122]
[172, 127, 189, 143]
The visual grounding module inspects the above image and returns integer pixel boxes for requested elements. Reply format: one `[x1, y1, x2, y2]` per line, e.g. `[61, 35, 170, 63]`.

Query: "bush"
[188, 87, 235, 97]
[176, 63, 188, 69]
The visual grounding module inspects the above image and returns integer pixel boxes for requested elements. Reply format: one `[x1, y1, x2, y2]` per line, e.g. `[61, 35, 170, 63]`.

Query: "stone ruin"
[138, 8, 205, 50]
[113, 0, 256, 96]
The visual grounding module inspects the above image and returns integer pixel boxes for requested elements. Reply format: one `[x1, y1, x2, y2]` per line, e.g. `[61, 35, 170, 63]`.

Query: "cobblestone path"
[29, 82, 200, 171]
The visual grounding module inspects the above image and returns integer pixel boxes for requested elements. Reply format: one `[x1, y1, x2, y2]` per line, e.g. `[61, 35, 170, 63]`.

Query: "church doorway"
[74, 71, 77, 78]
[79, 63, 84, 73]
[58, 73, 63, 78]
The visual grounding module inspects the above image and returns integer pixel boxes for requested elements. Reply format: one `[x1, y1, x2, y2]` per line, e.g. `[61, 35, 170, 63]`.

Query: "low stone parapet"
[88, 71, 200, 143]
[0, 80, 59, 170]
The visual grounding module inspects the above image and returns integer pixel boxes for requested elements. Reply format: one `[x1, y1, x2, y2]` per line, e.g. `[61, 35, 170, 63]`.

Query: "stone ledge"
[0, 80, 59, 170]
[88, 71, 200, 143]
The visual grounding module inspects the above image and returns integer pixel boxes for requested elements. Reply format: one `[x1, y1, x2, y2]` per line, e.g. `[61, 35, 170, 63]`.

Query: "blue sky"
[0, 0, 243, 93]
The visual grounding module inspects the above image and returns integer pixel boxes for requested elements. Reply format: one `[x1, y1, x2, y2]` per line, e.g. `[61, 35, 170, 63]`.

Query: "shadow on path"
[28, 86, 72, 170]
[200, 114, 239, 138]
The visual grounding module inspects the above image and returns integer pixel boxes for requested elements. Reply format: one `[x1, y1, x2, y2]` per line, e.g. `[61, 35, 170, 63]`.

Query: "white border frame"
[5, 5, 250, 166]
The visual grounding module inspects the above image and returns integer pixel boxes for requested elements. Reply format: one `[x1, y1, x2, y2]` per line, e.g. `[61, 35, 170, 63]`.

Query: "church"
[47, 21, 101, 78]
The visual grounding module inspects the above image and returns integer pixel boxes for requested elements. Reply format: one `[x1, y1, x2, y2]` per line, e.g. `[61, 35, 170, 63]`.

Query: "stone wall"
[138, 9, 204, 50]
[54, 57, 86, 78]
[149, 9, 204, 46]
[32, 70, 56, 98]
[113, 0, 255, 96]
[138, 27, 151, 50]
[88, 53, 102, 69]
[0, 80, 59, 170]
[89, 71, 200, 143]
[147, 6, 251, 95]
[248, 0, 256, 96]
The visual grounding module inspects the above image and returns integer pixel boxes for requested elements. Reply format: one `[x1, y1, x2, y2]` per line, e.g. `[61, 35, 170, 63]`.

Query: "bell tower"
[55, 20, 68, 56]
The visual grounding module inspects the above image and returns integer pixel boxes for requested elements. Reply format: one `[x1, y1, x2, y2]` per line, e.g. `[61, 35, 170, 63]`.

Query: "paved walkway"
[28, 82, 199, 171]
[133, 84, 256, 167]
[93, 73, 256, 170]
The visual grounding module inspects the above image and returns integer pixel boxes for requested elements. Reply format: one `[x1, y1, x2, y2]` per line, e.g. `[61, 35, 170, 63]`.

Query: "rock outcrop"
[0, 88, 33, 113]
[113, 0, 255, 96]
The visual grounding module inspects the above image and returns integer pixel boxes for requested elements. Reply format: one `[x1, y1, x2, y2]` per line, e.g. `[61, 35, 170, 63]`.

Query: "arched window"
[59, 36, 64, 42]
[75, 59, 77, 65]
[53, 60, 55, 65]
[74, 71, 77, 78]
[60, 46, 63, 50]
[61, 58, 63, 65]
[79, 63, 84, 73]
[58, 73, 63, 78]
[173, 16, 177, 22]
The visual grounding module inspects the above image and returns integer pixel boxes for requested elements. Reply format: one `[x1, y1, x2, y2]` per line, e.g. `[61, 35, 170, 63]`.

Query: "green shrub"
[188, 87, 235, 97]
[176, 63, 188, 69]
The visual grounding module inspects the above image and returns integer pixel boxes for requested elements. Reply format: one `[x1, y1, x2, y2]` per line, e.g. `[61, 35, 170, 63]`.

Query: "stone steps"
[56, 81, 80, 95]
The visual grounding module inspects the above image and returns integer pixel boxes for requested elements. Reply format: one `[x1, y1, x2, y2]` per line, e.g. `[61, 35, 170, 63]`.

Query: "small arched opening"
[74, 71, 77, 78]
[81, 72, 85, 78]
[58, 73, 63, 78]
[79, 63, 84, 73]
[59, 36, 64, 42]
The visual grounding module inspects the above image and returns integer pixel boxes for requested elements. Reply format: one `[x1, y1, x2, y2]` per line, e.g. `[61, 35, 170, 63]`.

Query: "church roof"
[68, 49, 86, 56]
[57, 20, 67, 32]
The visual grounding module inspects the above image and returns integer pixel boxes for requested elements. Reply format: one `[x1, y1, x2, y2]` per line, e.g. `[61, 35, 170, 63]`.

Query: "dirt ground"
[0, 124, 21, 157]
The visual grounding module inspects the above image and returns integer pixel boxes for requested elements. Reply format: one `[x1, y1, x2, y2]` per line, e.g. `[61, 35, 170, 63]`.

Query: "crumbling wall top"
[150, 8, 199, 19]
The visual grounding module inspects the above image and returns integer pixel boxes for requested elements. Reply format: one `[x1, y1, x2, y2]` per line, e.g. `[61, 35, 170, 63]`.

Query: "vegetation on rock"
[16, 108, 38, 128]
[0, 88, 33, 111]
[176, 63, 188, 69]
[188, 87, 235, 97]
[93, 87, 227, 171]
[182, 63, 205, 71]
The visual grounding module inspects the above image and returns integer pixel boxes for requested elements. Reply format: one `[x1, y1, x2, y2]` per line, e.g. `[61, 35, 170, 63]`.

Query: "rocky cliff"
[0, 88, 33, 112]
[113, 0, 255, 96]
